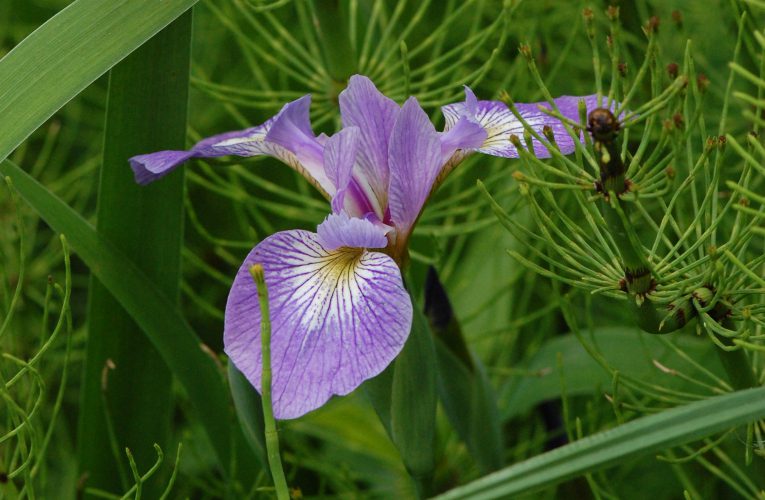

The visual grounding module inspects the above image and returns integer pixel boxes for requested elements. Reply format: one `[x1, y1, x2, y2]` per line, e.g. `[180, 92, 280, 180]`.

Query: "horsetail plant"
[481, 7, 765, 469]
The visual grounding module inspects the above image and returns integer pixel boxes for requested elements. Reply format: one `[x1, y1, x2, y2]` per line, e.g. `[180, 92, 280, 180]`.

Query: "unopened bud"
[249, 263, 265, 284]
[606, 5, 619, 21]
[542, 125, 556, 143]
[665, 166, 676, 179]
[509, 134, 524, 149]
[618, 62, 627, 77]
[717, 135, 726, 150]
[705, 136, 718, 151]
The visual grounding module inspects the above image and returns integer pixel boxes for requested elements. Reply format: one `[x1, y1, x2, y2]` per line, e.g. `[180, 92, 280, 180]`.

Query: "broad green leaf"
[0, 0, 197, 163]
[435, 341, 503, 474]
[499, 327, 723, 420]
[425, 267, 503, 473]
[391, 304, 438, 490]
[365, 298, 438, 496]
[0, 159, 235, 472]
[435, 386, 765, 499]
[77, 12, 191, 492]
[228, 362, 268, 472]
[364, 362, 395, 437]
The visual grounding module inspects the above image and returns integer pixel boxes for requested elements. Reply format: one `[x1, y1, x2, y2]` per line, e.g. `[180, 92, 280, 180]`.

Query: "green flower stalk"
[249, 264, 290, 500]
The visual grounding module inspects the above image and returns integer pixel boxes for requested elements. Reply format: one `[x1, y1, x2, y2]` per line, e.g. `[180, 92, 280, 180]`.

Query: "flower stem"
[250, 264, 290, 500]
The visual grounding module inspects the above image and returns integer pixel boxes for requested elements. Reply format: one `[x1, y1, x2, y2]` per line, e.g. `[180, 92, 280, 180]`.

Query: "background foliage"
[1, 0, 764, 498]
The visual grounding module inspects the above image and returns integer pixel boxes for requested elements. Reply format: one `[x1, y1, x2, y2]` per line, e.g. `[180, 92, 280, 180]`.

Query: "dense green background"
[1, 0, 764, 498]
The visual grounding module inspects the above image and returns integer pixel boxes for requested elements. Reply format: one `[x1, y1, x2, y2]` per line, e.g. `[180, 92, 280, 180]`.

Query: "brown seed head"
[673, 113, 684, 130]
[646, 15, 660, 34]
[667, 62, 679, 80]
[671, 10, 683, 28]
[697, 73, 710, 92]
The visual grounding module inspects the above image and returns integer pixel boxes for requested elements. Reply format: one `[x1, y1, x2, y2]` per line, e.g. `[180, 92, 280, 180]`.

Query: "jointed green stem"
[250, 264, 290, 500]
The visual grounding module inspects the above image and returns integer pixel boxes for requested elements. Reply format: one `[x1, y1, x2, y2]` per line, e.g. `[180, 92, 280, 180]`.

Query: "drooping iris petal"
[130, 150, 195, 185]
[224, 230, 412, 419]
[442, 87, 600, 158]
[130, 96, 333, 194]
[388, 97, 443, 235]
[129, 125, 269, 185]
[316, 212, 389, 250]
[339, 75, 400, 215]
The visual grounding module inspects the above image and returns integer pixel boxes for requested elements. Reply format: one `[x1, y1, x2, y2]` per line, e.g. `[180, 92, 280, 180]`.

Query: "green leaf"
[391, 304, 437, 491]
[228, 362, 269, 472]
[0, 0, 197, 164]
[0, 159, 235, 473]
[364, 298, 438, 496]
[434, 386, 765, 499]
[363, 362, 395, 437]
[76, 12, 191, 492]
[434, 340, 503, 474]
[425, 267, 503, 473]
[498, 327, 723, 420]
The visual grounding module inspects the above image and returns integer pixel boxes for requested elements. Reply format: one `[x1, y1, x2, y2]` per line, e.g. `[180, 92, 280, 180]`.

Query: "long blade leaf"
[77, 11, 191, 491]
[434, 386, 765, 499]
[0, 0, 197, 163]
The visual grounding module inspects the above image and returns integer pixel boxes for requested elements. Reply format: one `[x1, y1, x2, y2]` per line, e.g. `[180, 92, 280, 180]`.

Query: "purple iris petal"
[129, 96, 334, 193]
[442, 87, 600, 158]
[316, 212, 389, 250]
[322, 127, 364, 215]
[339, 75, 400, 212]
[224, 229, 412, 419]
[438, 116, 487, 163]
[264, 95, 331, 191]
[130, 150, 195, 184]
[129, 126, 266, 185]
[388, 97, 443, 235]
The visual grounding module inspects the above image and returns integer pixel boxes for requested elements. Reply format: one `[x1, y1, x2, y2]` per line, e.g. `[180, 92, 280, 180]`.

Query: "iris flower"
[130, 75, 598, 419]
